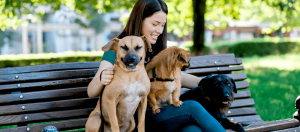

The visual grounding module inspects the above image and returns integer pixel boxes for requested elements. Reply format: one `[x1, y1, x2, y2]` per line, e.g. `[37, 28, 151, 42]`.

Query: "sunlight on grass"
[242, 54, 300, 70]
[242, 54, 300, 121]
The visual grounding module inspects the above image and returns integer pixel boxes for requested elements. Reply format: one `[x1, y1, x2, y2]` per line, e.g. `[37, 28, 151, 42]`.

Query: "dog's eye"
[180, 57, 186, 62]
[121, 45, 128, 51]
[135, 46, 142, 51]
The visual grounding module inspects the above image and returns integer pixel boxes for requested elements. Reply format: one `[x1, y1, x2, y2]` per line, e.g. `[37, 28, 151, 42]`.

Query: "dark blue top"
[101, 50, 117, 65]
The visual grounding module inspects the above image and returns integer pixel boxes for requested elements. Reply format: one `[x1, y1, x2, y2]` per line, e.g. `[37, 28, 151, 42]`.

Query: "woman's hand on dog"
[100, 67, 114, 85]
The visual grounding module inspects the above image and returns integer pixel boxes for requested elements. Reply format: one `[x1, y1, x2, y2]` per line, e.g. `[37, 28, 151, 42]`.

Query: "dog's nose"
[224, 94, 230, 100]
[128, 55, 136, 62]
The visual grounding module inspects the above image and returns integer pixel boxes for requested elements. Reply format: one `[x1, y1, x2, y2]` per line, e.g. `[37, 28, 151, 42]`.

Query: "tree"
[251, 0, 300, 34]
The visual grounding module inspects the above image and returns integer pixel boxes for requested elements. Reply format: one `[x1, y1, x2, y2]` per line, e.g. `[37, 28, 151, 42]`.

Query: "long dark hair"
[118, 0, 168, 62]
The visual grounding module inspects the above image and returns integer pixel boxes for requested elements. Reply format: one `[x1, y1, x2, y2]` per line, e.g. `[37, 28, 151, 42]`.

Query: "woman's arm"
[181, 72, 201, 89]
[87, 60, 114, 98]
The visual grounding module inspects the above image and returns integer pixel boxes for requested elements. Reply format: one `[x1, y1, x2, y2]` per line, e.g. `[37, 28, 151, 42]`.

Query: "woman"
[87, 0, 226, 131]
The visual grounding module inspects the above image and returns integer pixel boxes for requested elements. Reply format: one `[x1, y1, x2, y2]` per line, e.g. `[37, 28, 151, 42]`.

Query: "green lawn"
[241, 54, 300, 121]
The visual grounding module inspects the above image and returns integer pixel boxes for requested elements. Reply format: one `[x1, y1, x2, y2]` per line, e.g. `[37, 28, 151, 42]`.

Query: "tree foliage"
[205, 0, 300, 33]
[1, 0, 300, 52]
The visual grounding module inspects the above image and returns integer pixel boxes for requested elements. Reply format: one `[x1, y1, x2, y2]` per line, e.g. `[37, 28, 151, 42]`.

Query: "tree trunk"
[192, 0, 206, 53]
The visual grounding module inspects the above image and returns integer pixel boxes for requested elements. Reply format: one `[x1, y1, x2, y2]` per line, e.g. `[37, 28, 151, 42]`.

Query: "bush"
[209, 39, 300, 57]
[0, 51, 103, 68]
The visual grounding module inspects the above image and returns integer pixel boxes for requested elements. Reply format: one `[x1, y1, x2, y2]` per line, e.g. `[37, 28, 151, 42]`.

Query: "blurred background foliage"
[1, 0, 300, 52]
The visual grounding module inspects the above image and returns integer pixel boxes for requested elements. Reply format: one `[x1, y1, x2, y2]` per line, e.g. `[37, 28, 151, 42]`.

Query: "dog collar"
[150, 68, 175, 82]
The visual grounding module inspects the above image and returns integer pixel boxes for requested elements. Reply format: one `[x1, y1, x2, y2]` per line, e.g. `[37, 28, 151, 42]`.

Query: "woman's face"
[142, 11, 167, 44]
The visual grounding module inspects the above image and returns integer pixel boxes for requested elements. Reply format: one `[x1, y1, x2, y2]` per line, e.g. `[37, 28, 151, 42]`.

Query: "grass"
[241, 53, 300, 121]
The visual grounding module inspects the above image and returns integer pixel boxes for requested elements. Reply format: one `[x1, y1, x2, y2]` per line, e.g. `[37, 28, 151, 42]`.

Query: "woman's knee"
[181, 100, 206, 113]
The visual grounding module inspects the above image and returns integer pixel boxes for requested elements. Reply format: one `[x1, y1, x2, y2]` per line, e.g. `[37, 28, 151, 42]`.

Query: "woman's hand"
[100, 67, 114, 85]
[87, 60, 114, 98]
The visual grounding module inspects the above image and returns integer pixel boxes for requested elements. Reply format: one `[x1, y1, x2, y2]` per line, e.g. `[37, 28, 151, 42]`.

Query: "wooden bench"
[0, 53, 298, 132]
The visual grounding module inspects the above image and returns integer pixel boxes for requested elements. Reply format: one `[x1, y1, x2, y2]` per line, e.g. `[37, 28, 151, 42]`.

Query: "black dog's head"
[199, 75, 237, 108]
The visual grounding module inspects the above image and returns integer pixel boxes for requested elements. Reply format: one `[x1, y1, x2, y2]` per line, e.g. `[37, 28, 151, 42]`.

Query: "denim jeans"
[143, 100, 226, 132]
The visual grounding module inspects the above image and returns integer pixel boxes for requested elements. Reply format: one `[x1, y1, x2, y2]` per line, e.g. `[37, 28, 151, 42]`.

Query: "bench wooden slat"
[0, 62, 100, 75]
[185, 66, 244, 75]
[0, 118, 87, 132]
[0, 87, 88, 105]
[226, 108, 257, 117]
[0, 69, 97, 84]
[235, 81, 249, 89]
[234, 91, 251, 99]
[199, 73, 247, 81]
[228, 115, 262, 123]
[0, 98, 97, 116]
[272, 126, 300, 132]
[189, 58, 242, 69]
[226, 73, 247, 81]
[190, 53, 235, 61]
[0, 78, 93, 92]
[0, 74, 248, 92]
[0, 108, 93, 126]
[243, 118, 300, 132]
[230, 99, 255, 108]
[181, 88, 250, 97]
[181, 81, 248, 91]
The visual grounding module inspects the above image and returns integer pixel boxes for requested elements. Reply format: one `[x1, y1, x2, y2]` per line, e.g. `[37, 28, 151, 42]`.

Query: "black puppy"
[180, 75, 247, 132]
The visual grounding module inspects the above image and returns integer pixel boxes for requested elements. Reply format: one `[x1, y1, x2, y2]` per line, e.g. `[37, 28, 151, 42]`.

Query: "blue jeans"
[144, 100, 226, 132]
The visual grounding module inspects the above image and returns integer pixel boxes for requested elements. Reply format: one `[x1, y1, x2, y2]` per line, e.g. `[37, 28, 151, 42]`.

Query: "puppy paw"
[173, 101, 183, 107]
[153, 109, 161, 114]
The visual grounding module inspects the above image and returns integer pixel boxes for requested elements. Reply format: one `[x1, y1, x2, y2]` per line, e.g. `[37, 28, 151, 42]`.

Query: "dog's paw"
[173, 101, 183, 107]
[153, 109, 161, 114]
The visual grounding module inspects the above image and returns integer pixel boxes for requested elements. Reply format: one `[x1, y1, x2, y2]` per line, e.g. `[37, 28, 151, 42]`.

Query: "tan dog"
[145, 46, 191, 114]
[85, 36, 152, 132]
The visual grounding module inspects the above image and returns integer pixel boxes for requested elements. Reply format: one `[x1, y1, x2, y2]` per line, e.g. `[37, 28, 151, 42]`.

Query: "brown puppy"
[85, 36, 152, 132]
[145, 46, 191, 114]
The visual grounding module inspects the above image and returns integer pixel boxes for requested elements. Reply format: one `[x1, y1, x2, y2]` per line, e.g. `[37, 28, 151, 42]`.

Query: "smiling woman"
[142, 11, 166, 44]
[84, 0, 226, 132]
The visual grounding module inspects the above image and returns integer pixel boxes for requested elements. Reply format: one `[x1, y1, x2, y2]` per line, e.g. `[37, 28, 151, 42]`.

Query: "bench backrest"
[0, 62, 100, 132]
[183, 53, 263, 125]
[0, 53, 262, 132]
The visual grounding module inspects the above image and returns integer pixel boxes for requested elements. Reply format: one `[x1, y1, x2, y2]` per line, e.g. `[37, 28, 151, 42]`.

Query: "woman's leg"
[145, 100, 226, 132]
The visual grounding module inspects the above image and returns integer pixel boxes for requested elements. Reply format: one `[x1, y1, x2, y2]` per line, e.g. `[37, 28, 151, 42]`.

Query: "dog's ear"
[141, 35, 152, 52]
[229, 77, 237, 93]
[177, 49, 185, 62]
[102, 38, 119, 52]
[177, 49, 190, 63]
